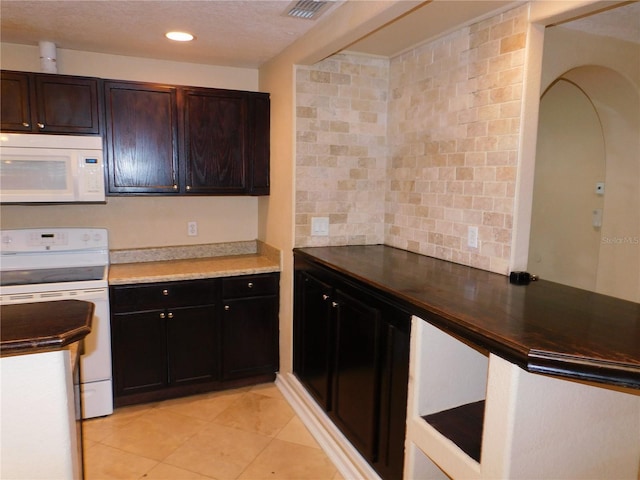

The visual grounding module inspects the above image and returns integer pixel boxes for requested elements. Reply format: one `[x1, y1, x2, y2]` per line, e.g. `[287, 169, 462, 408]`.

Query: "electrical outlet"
[187, 221, 198, 236]
[467, 226, 478, 248]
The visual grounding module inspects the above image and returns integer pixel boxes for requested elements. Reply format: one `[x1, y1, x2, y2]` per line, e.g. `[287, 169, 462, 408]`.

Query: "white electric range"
[0, 228, 113, 419]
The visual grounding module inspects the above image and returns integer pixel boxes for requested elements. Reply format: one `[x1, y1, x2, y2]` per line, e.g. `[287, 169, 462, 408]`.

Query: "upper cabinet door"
[1, 71, 101, 134]
[0, 71, 33, 132]
[34, 74, 101, 134]
[182, 88, 247, 194]
[104, 81, 179, 194]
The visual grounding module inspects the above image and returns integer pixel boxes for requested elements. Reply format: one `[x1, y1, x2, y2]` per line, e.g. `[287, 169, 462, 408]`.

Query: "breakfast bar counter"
[294, 244, 640, 389]
[291, 245, 639, 480]
[1, 300, 93, 357]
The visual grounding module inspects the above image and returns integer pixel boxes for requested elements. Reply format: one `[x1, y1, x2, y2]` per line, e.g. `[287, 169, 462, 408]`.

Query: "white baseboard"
[275, 372, 381, 480]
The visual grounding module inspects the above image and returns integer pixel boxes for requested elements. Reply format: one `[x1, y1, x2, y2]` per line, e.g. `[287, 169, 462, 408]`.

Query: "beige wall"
[528, 27, 640, 301]
[0, 43, 260, 249]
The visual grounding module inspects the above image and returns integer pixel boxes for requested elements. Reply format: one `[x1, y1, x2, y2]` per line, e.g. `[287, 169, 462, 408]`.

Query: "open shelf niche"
[404, 316, 489, 479]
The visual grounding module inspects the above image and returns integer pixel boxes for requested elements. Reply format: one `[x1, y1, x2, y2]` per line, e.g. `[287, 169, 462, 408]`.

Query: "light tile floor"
[83, 383, 344, 480]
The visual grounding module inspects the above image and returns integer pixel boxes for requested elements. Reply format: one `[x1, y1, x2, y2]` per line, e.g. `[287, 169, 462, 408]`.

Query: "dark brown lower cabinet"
[294, 255, 410, 480]
[111, 273, 279, 407]
[111, 309, 169, 396]
[221, 274, 280, 380]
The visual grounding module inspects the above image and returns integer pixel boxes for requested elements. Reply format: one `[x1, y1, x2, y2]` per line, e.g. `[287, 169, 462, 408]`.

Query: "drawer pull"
[224, 305, 230, 311]
[247, 282, 254, 288]
[160, 312, 165, 319]
[37, 122, 45, 129]
[22, 122, 30, 127]
[322, 294, 329, 301]
[162, 289, 169, 296]
[167, 312, 174, 319]
[332, 301, 339, 308]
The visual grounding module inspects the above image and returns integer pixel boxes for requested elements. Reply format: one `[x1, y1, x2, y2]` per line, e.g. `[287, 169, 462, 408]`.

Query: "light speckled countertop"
[108, 240, 280, 285]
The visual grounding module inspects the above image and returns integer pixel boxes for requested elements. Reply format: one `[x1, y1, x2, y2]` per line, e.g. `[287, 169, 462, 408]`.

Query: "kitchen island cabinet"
[283, 245, 639, 480]
[1, 70, 102, 134]
[1, 300, 94, 480]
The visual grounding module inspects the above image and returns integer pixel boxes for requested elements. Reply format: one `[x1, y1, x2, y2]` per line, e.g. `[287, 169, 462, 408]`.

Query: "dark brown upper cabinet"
[1, 70, 102, 134]
[104, 81, 180, 194]
[104, 80, 270, 196]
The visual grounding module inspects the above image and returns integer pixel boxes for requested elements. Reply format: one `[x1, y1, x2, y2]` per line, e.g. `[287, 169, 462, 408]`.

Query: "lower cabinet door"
[377, 313, 411, 480]
[166, 304, 218, 385]
[331, 288, 383, 463]
[112, 310, 167, 396]
[221, 296, 278, 380]
[294, 271, 333, 410]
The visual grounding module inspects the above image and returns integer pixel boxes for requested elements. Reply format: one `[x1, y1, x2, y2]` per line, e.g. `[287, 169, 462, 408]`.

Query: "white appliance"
[0, 133, 105, 203]
[0, 228, 113, 419]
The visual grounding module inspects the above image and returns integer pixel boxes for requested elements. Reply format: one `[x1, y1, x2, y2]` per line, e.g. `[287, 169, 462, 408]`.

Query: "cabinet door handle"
[37, 123, 45, 129]
[331, 301, 339, 308]
[224, 305, 230, 311]
[186, 185, 191, 191]
[322, 294, 329, 301]
[247, 282, 254, 288]
[22, 122, 30, 127]
[172, 185, 178, 190]
[162, 289, 169, 296]
[167, 312, 174, 319]
[160, 312, 166, 319]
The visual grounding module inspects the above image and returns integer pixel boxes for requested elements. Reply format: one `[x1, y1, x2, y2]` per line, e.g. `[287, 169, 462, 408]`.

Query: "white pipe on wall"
[39, 41, 57, 73]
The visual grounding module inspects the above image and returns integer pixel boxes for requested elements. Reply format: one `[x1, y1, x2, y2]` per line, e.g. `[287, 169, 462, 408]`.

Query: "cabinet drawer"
[111, 279, 217, 312]
[222, 274, 278, 299]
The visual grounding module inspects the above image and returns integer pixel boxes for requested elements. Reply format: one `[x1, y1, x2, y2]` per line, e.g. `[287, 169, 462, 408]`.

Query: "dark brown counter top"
[294, 245, 640, 389]
[1, 300, 93, 356]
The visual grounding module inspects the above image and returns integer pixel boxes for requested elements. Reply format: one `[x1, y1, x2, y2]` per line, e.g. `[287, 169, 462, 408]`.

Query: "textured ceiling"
[556, 1, 640, 44]
[0, 0, 345, 68]
[0, 0, 638, 69]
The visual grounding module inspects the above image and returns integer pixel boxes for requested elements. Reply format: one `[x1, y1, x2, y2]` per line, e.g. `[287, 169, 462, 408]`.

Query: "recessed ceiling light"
[165, 31, 194, 42]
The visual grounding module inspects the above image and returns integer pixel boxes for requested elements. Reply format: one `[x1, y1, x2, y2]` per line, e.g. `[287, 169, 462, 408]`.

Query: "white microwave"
[0, 133, 105, 203]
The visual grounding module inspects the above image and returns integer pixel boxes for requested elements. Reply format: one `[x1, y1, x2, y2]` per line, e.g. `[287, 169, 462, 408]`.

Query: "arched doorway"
[528, 66, 639, 301]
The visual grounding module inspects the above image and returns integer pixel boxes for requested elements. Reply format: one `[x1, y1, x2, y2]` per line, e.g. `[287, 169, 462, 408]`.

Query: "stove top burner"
[0, 266, 106, 286]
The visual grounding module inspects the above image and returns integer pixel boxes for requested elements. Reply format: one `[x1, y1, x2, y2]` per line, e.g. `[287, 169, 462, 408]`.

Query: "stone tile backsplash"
[296, 54, 389, 248]
[296, 5, 527, 275]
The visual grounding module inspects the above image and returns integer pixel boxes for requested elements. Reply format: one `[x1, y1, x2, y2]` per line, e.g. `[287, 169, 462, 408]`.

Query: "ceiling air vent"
[285, 0, 332, 20]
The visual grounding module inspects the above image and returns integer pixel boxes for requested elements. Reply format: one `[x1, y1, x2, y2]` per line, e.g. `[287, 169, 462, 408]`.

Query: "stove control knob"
[93, 233, 102, 243]
[1, 235, 12, 245]
[82, 233, 91, 242]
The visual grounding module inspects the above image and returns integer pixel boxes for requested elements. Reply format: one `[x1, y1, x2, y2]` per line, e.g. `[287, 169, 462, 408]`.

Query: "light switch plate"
[311, 217, 329, 236]
[467, 226, 478, 248]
